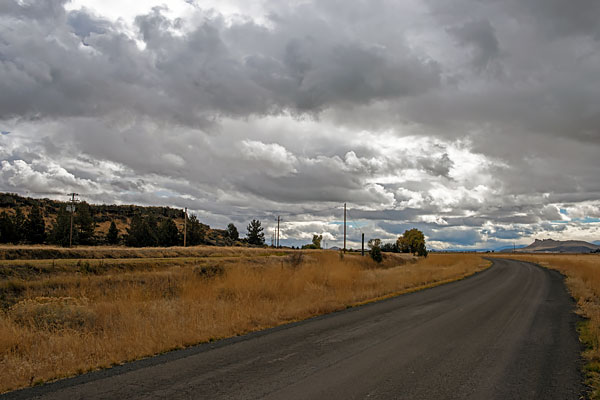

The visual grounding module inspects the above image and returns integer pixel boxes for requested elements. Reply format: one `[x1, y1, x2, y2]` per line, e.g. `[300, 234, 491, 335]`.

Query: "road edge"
[489, 256, 591, 399]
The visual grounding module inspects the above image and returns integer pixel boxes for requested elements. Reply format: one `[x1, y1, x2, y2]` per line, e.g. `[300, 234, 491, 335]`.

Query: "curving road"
[4, 258, 585, 399]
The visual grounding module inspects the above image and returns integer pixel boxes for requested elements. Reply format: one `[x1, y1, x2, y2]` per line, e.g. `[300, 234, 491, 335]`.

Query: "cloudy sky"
[1, 0, 599, 249]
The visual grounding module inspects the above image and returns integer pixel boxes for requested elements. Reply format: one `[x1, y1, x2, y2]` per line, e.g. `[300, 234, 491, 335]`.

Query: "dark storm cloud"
[519, 0, 600, 39]
[0, 0, 440, 124]
[0, 0, 67, 20]
[447, 19, 500, 71]
[416, 153, 454, 179]
[421, 0, 600, 142]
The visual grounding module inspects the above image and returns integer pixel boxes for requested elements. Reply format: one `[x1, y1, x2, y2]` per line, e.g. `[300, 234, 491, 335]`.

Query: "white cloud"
[240, 140, 298, 176]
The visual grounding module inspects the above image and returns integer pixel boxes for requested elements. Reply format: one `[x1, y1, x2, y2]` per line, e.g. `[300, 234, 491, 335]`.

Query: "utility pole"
[277, 216, 280, 248]
[271, 231, 274, 247]
[183, 207, 187, 247]
[361, 233, 365, 256]
[343, 202, 347, 253]
[68, 193, 79, 248]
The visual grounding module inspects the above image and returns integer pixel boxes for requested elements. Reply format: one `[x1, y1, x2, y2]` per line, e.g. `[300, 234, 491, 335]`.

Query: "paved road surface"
[4, 258, 585, 399]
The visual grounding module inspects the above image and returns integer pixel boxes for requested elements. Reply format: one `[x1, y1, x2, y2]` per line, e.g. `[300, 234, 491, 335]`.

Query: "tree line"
[0, 201, 269, 248]
[295, 228, 428, 261]
[379, 228, 428, 257]
[0, 204, 46, 244]
[0, 196, 427, 254]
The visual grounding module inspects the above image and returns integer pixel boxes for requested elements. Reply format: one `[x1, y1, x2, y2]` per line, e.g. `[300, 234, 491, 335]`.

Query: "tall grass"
[0, 251, 486, 393]
[496, 254, 600, 398]
[0, 244, 290, 261]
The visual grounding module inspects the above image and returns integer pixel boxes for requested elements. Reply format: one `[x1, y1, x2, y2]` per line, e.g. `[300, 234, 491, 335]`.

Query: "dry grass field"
[0, 248, 487, 393]
[493, 253, 600, 398]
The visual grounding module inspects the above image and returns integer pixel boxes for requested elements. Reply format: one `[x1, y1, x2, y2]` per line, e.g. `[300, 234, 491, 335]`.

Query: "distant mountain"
[593, 241, 600, 246]
[507, 239, 600, 253]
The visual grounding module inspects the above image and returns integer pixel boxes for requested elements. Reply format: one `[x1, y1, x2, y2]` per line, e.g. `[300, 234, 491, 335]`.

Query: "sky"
[0, 0, 599, 250]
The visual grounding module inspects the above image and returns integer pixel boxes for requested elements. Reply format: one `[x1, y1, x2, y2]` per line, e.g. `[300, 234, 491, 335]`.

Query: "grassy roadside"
[0, 250, 487, 393]
[493, 254, 600, 399]
[0, 245, 292, 261]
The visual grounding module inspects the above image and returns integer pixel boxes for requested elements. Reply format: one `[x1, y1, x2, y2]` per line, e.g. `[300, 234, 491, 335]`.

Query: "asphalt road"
[4, 258, 585, 399]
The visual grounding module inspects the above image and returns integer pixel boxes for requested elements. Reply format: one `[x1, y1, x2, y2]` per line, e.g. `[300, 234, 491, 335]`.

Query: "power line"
[222, 206, 342, 221]
[345, 209, 368, 234]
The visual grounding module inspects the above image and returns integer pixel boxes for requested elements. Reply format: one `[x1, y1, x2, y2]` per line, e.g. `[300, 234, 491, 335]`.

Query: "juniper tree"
[76, 202, 95, 245]
[157, 218, 180, 247]
[227, 223, 239, 241]
[25, 203, 46, 244]
[12, 207, 25, 243]
[246, 219, 265, 245]
[50, 205, 73, 247]
[126, 215, 158, 247]
[0, 212, 17, 243]
[186, 214, 207, 246]
[106, 221, 120, 245]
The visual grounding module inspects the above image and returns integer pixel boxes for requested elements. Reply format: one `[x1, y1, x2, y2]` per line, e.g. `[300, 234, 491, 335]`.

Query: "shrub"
[193, 265, 225, 279]
[10, 297, 96, 331]
[370, 245, 383, 263]
[288, 252, 304, 268]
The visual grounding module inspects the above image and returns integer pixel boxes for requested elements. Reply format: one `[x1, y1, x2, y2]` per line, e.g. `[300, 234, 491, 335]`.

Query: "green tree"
[0, 211, 17, 243]
[246, 219, 265, 245]
[381, 242, 399, 253]
[368, 238, 383, 262]
[76, 202, 95, 245]
[125, 215, 143, 247]
[157, 218, 180, 247]
[12, 207, 25, 243]
[145, 216, 159, 245]
[397, 229, 427, 256]
[418, 243, 428, 257]
[187, 214, 207, 246]
[312, 234, 323, 249]
[106, 221, 120, 245]
[227, 223, 239, 241]
[50, 205, 73, 247]
[25, 203, 46, 244]
[302, 234, 323, 249]
[126, 215, 158, 247]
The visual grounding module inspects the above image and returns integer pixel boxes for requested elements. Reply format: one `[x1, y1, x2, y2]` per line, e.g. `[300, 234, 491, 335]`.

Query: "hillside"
[0, 193, 234, 246]
[510, 239, 600, 253]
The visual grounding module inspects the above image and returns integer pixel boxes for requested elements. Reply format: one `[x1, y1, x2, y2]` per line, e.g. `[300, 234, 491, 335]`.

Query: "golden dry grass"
[0, 244, 291, 260]
[493, 253, 600, 397]
[0, 251, 487, 393]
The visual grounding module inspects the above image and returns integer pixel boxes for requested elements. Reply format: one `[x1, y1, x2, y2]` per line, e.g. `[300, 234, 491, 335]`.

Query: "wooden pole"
[362, 233, 364, 256]
[343, 203, 346, 253]
[277, 216, 280, 248]
[183, 207, 187, 247]
[68, 193, 78, 248]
